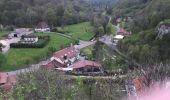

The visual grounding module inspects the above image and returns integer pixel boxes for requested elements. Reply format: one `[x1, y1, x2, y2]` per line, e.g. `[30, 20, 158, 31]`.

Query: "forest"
[0, 0, 93, 27]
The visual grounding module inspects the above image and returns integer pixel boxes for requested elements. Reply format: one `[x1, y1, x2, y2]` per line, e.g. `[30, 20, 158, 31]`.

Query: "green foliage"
[0, 0, 91, 27]
[98, 26, 104, 35]
[0, 53, 6, 68]
[119, 27, 170, 64]
[62, 22, 95, 41]
[11, 70, 125, 100]
[81, 45, 94, 60]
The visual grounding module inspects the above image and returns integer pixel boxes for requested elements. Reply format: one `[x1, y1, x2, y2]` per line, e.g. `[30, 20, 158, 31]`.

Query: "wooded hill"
[114, 0, 170, 64]
[0, 0, 92, 27]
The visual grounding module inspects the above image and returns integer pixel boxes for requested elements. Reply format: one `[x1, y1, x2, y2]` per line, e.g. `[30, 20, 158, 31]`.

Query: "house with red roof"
[0, 73, 8, 86]
[42, 60, 65, 70]
[43, 46, 78, 70]
[118, 28, 131, 37]
[0, 73, 17, 93]
[71, 60, 102, 72]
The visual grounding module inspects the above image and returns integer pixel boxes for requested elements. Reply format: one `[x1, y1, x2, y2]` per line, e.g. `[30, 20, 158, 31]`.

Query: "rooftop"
[72, 60, 102, 69]
[53, 47, 76, 62]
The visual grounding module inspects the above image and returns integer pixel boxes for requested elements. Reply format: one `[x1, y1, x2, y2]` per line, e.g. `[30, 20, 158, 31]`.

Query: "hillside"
[115, 0, 170, 64]
[0, 0, 91, 27]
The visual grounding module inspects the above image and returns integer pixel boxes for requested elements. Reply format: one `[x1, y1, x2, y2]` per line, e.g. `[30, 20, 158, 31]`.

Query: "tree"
[45, 7, 57, 26]
[106, 23, 113, 35]
[98, 26, 104, 36]
[11, 70, 124, 100]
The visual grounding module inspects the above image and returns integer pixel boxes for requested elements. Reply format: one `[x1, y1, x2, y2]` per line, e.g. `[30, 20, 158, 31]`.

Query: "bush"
[51, 27, 65, 34]
[10, 36, 50, 48]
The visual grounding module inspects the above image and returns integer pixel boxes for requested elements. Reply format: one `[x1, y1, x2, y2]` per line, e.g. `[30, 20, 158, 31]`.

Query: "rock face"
[157, 25, 170, 39]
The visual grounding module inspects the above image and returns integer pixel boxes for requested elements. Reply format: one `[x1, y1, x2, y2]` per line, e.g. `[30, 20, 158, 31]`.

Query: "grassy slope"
[1, 32, 72, 71]
[63, 22, 95, 41]
[0, 32, 7, 38]
[81, 45, 94, 60]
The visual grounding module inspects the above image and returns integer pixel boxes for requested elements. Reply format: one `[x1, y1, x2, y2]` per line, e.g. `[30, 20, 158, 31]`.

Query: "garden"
[0, 32, 72, 71]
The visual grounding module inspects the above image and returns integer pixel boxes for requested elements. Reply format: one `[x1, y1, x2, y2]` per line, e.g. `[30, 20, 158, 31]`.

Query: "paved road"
[76, 40, 96, 49]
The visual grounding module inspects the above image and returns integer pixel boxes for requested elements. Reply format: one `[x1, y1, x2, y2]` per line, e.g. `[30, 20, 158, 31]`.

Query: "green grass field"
[0, 31, 7, 38]
[63, 22, 95, 41]
[0, 32, 72, 71]
[81, 45, 94, 60]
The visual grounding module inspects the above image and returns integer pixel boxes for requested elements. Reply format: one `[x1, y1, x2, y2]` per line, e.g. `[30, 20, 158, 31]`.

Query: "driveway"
[76, 40, 96, 50]
[0, 37, 20, 53]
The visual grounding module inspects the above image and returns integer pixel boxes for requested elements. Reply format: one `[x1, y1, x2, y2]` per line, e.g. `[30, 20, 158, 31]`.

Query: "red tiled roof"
[72, 60, 102, 69]
[42, 60, 65, 70]
[0, 73, 8, 84]
[7, 75, 17, 84]
[133, 77, 146, 96]
[118, 28, 130, 36]
[1, 83, 13, 93]
[53, 47, 76, 62]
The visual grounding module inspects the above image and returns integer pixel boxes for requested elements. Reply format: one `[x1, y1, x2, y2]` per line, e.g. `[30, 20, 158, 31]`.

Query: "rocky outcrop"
[156, 25, 170, 39]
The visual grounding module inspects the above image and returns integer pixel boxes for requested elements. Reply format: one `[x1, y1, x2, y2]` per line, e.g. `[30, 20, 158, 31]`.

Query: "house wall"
[24, 37, 38, 43]
[35, 28, 50, 32]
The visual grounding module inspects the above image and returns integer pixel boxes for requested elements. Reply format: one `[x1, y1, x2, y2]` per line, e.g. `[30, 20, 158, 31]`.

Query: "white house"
[21, 35, 38, 43]
[113, 35, 124, 44]
[50, 47, 78, 67]
[35, 21, 50, 32]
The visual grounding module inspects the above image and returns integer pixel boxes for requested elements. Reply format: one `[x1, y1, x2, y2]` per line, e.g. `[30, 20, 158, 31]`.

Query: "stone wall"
[157, 25, 170, 39]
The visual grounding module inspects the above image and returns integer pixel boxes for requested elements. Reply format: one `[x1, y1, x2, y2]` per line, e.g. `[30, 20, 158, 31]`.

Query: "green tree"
[98, 26, 104, 36]
[0, 53, 6, 67]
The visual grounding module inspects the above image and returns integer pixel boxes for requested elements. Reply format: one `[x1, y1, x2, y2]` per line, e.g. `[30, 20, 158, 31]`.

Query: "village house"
[35, 21, 50, 32]
[8, 28, 30, 38]
[41, 60, 65, 70]
[0, 73, 17, 93]
[117, 28, 131, 37]
[21, 35, 38, 44]
[71, 60, 102, 72]
[42, 46, 78, 70]
[116, 18, 122, 23]
[56, 60, 102, 73]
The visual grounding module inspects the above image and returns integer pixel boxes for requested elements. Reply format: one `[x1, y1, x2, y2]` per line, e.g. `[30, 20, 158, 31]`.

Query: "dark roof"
[22, 35, 37, 38]
[36, 21, 49, 28]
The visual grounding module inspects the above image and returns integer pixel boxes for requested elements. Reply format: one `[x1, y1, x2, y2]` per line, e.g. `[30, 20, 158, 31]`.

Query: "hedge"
[10, 36, 50, 48]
